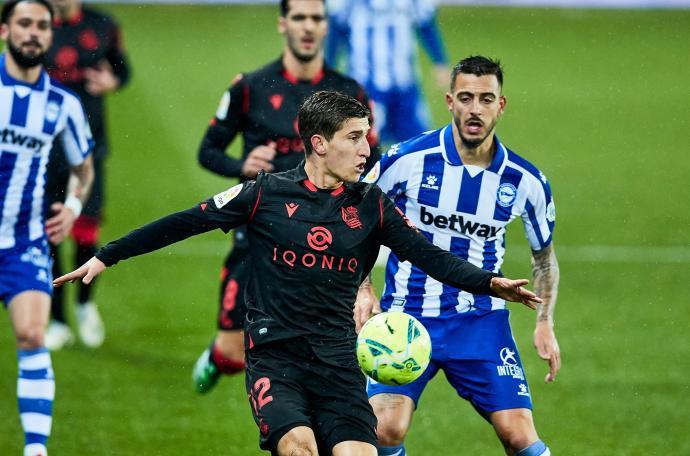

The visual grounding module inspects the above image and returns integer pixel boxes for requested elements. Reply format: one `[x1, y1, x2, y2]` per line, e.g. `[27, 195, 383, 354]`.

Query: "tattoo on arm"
[531, 244, 560, 324]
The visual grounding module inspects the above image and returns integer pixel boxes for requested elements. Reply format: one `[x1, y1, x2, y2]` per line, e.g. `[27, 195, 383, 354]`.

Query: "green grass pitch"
[1, 4, 689, 454]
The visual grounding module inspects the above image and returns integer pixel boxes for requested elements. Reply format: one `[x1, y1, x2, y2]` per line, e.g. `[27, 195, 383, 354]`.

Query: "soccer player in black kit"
[43, 0, 130, 350]
[54, 91, 541, 456]
[192, 0, 380, 393]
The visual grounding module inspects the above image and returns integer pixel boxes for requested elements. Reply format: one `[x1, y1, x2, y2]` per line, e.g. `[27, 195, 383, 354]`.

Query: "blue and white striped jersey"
[0, 54, 92, 250]
[326, 0, 447, 92]
[363, 124, 556, 318]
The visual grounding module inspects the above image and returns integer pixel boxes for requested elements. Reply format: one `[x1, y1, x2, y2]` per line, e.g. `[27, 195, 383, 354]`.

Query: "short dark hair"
[450, 55, 504, 91]
[298, 91, 370, 156]
[1, 0, 53, 24]
[280, 0, 325, 17]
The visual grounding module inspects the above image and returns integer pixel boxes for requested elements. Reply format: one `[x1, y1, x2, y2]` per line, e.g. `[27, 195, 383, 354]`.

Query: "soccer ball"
[356, 312, 431, 386]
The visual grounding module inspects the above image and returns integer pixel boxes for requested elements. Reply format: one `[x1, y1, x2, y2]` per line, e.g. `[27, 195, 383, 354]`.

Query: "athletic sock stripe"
[25, 432, 49, 446]
[18, 351, 51, 370]
[20, 412, 52, 435]
[18, 398, 52, 415]
[17, 379, 55, 399]
[19, 368, 53, 380]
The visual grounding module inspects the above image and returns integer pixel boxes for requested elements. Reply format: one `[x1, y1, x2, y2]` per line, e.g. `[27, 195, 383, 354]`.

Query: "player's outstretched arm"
[53, 256, 106, 287]
[531, 244, 561, 382]
[489, 277, 541, 310]
[376, 194, 541, 307]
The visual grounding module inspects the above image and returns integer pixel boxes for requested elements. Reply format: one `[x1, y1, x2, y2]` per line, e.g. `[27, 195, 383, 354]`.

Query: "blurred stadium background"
[1, 1, 689, 454]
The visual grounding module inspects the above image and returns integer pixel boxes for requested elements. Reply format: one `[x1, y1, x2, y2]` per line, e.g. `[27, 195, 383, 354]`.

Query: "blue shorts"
[0, 242, 53, 307]
[367, 310, 533, 417]
[367, 85, 431, 145]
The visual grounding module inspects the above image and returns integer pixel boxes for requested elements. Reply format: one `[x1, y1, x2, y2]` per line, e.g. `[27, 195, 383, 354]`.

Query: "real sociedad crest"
[496, 183, 517, 207]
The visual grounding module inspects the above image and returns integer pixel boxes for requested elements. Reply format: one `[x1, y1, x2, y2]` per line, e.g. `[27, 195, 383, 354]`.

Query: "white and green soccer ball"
[356, 312, 431, 386]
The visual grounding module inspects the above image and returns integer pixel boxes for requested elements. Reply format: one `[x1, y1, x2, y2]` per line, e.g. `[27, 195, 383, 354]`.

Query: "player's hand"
[489, 277, 542, 309]
[53, 256, 106, 287]
[45, 202, 78, 245]
[534, 321, 560, 383]
[241, 143, 276, 178]
[84, 60, 120, 96]
[353, 283, 381, 333]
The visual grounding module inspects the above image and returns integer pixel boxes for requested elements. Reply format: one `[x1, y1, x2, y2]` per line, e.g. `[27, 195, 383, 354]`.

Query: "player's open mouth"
[301, 38, 315, 48]
[465, 119, 483, 134]
[355, 163, 366, 173]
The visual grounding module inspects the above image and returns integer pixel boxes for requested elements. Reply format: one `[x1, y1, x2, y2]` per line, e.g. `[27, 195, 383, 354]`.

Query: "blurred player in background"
[325, 0, 449, 145]
[42, 0, 130, 350]
[54, 90, 541, 456]
[0, 1, 94, 454]
[361, 56, 560, 456]
[191, 0, 380, 394]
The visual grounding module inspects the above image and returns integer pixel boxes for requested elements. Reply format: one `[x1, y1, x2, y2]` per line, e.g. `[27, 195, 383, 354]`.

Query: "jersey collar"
[53, 9, 84, 27]
[440, 122, 507, 173]
[0, 54, 47, 91]
[295, 161, 354, 196]
[280, 57, 325, 85]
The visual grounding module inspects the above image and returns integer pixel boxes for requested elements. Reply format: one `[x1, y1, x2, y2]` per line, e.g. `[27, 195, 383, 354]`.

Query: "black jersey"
[44, 7, 131, 146]
[198, 58, 380, 179]
[95, 163, 496, 359]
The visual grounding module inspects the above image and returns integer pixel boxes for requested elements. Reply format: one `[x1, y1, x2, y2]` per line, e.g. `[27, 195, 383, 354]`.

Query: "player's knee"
[277, 431, 318, 456]
[16, 325, 45, 349]
[493, 410, 538, 453]
[375, 416, 409, 446]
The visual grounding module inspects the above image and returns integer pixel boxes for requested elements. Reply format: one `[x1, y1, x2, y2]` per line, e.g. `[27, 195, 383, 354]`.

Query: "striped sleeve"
[58, 95, 93, 166]
[521, 171, 556, 251]
[361, 143, 405, 196]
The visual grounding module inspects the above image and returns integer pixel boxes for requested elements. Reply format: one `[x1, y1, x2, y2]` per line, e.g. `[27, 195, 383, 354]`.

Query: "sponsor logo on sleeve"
[361, 161, 380, 183]
[215, 90, 231, 121]
[546, 201, 556, 222]
[213, 183, 243, 208]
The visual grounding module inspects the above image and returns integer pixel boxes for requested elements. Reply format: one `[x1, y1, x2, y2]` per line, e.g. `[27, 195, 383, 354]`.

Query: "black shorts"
[217, 247, 250, 331]
[245, 338, 377, 454]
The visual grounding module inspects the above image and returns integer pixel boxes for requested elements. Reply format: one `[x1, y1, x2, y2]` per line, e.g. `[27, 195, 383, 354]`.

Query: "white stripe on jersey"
[0, 54, 92, 249]
[370, 124, 555, 317]
[332, 0, 437, 91]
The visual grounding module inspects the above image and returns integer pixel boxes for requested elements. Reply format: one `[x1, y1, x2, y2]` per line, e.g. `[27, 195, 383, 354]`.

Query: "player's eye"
[291, 14, 306, 21]
[37, 21, 51, 30]
[311, 15, 325, 23]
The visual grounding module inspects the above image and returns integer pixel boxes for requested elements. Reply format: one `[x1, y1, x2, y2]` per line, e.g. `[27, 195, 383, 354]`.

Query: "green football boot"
[192, 348, 220, 394]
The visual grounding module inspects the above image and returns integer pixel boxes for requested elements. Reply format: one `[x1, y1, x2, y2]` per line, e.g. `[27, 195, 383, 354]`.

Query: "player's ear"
[498, 95, 507, 116]
[445, 92, 454, 112]
[0, 24, 8, 40]
[278, 16, 287, 34]
[310, 135, 327, 156]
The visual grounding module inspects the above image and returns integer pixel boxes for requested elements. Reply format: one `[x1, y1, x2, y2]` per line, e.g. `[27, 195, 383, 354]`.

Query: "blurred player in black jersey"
[54, 90, 540, 456]
[43, 0, 130, 350]
[192, 0, 380, 394]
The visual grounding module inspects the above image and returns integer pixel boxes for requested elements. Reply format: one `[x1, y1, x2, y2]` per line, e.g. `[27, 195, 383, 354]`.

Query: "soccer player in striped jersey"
[0, 1, 93, 454]
[325, 0, 449, 144]
[361, 56, 560, 456]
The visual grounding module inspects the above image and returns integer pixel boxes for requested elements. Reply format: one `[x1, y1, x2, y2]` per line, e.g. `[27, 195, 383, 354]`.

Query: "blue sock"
[17, 348, 54, 449]
[378, 444, 406, 456]
[516, 440, 550, 456]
